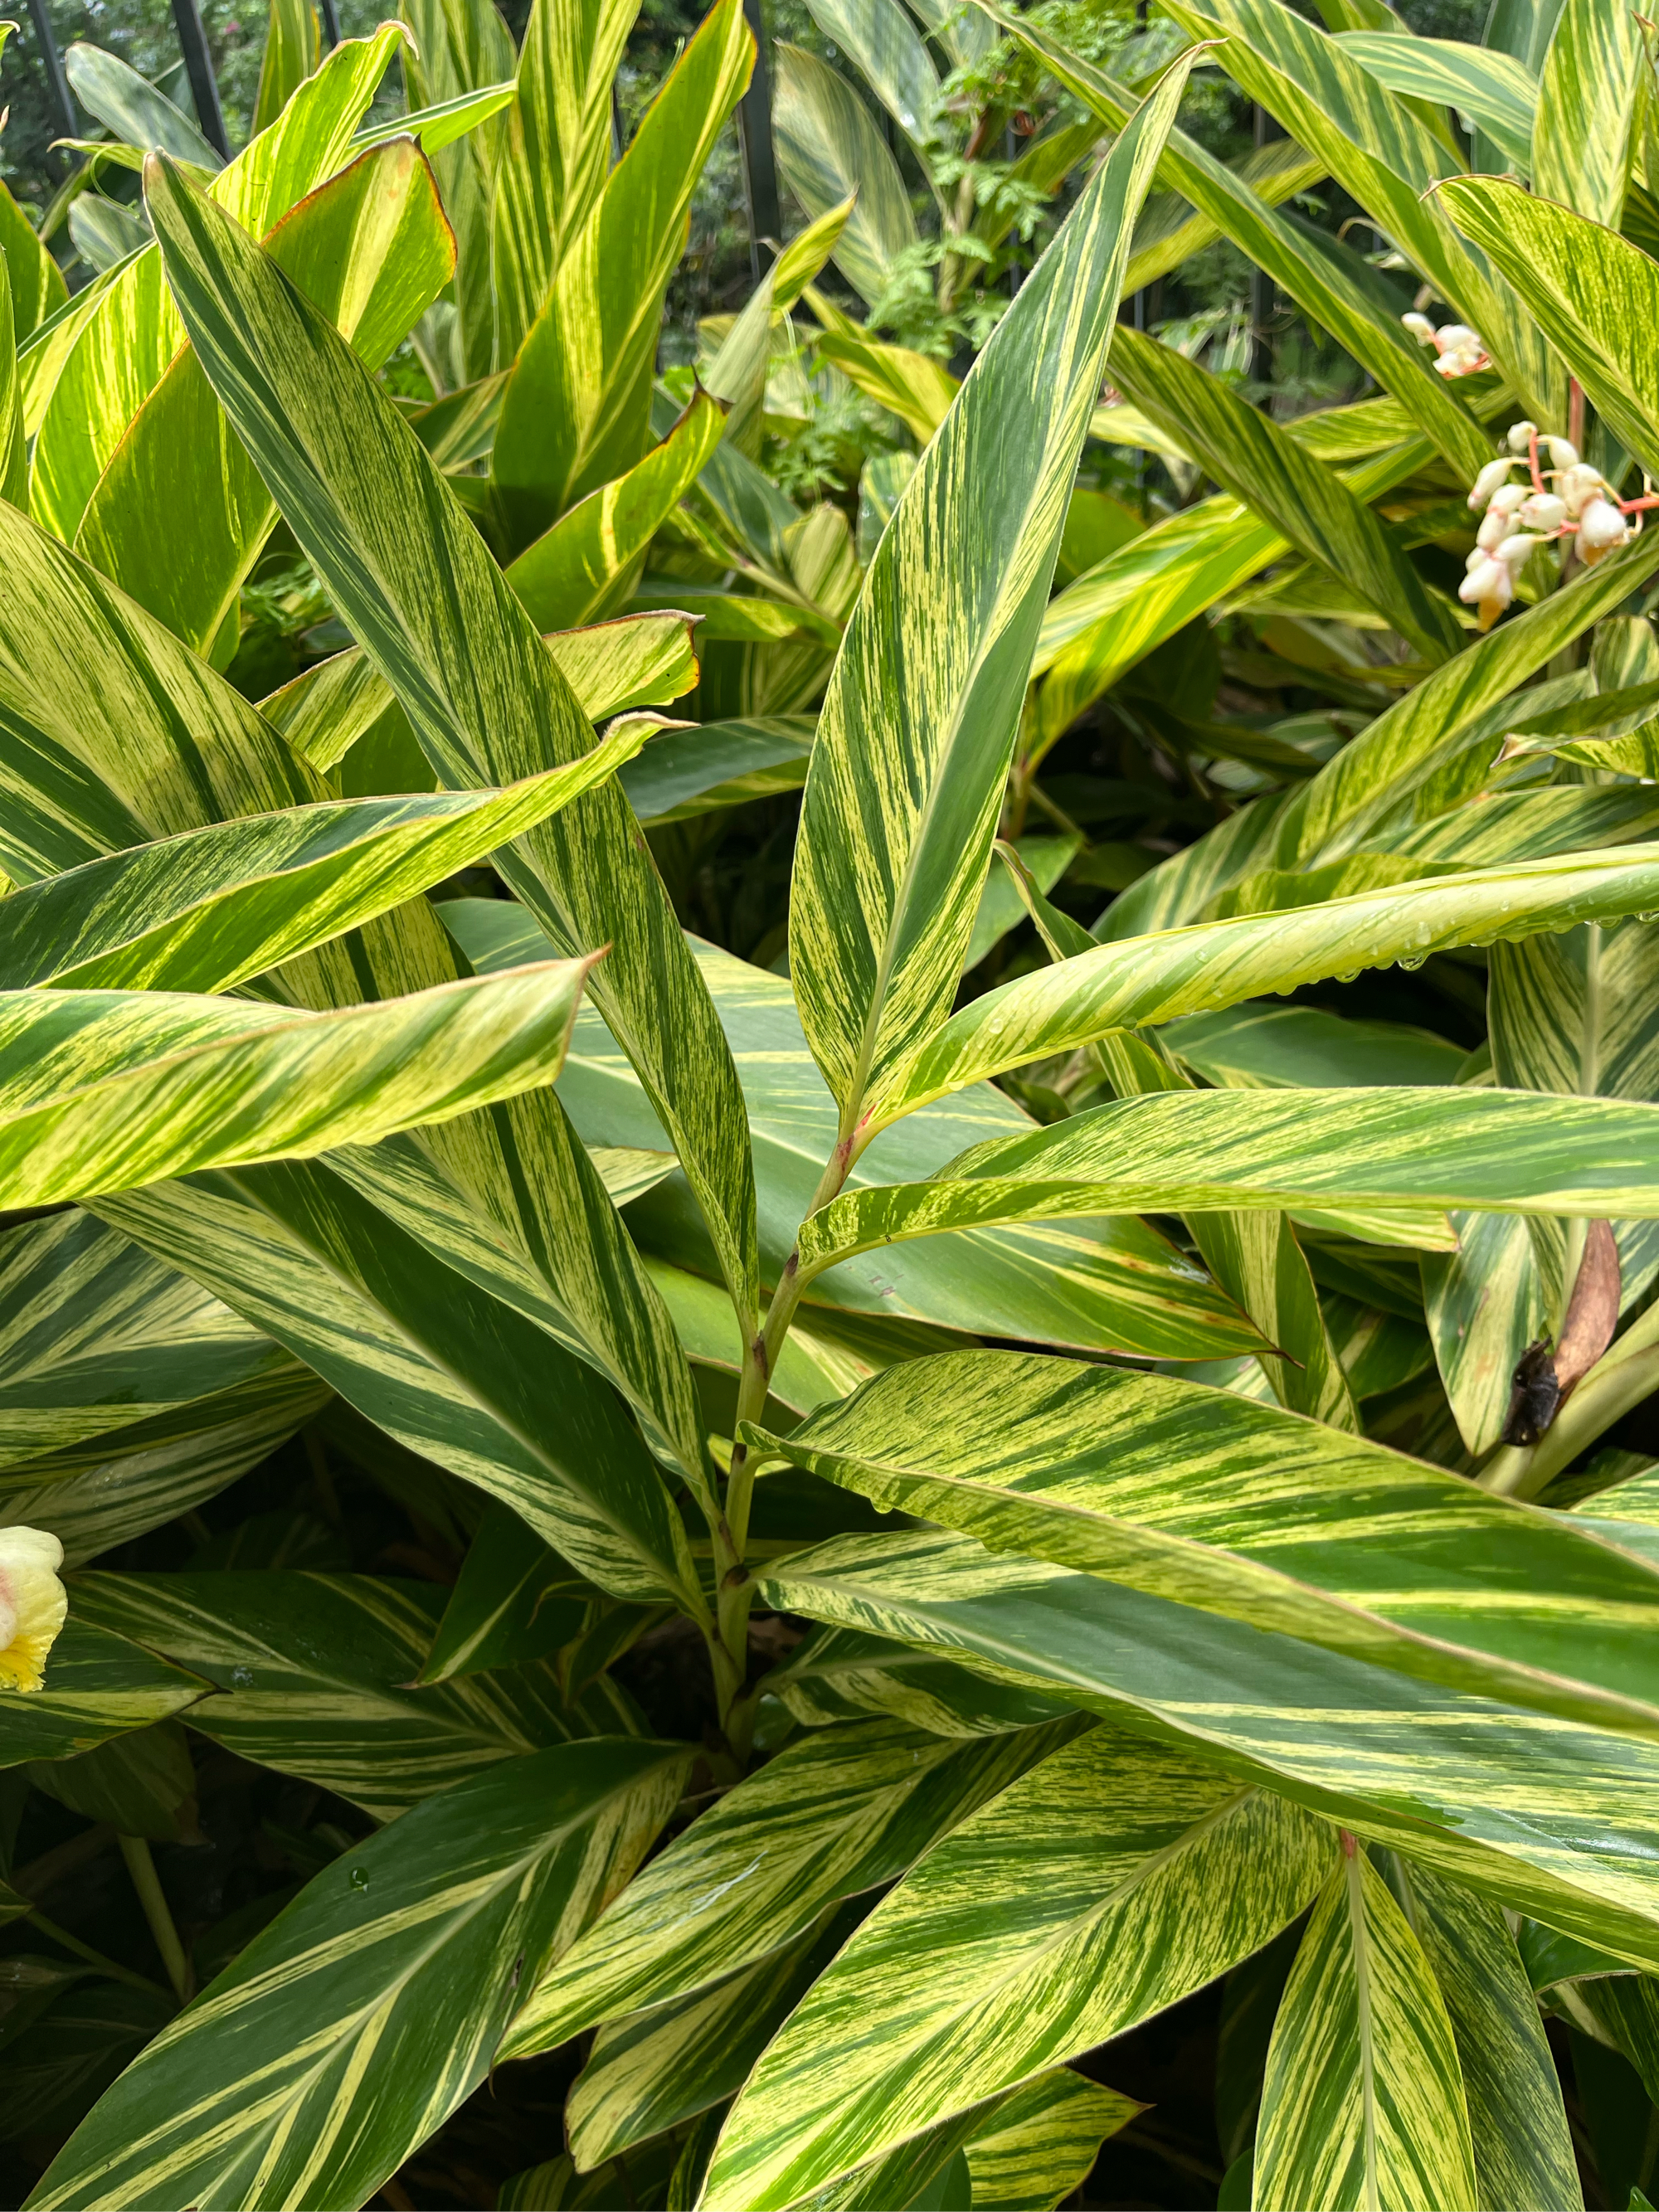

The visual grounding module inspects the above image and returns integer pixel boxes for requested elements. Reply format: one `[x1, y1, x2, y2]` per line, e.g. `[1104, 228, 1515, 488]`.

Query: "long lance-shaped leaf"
[1531, 0, 1642, 226]
[1123, 135, 1327, 295]
[0, 742, 641, 996]
[75, 138, 456, 656]
[1254, 1842, 1477, 2212]
[71, 1570, 622, 1816]
[1389, 1858, 1582, 2212]
[499, 1714, 1085, 2059]
[399, 0, 515, 382]
[144, 152, 761, 1328]
[505, 389, 726, 631]
[742, 1348, 1659, 1738]
[490, 0, 752, 546]
[0, 960, 596, 1211]
[1334, 32, 1538, 169]
[700, 1731, 1333, 2212]
[489, 0, 640, 370]
[960, 2070, 1141, 2212]
[0, 250, 23, 510]
[31, 25, 409, 547]
[1156, 0, 1564, 428]
[774, 41, 919, 308]
[1107, 327, 1461, 660]
[97, 1163, 703, 1606]
[1437, 177, 1659, 481]
[0, 175, 68, 348]
[254, 0, 321, 135]
[27, 1739, 690, 2212]
[0, 1210, 287, 1474]
[801, 0, 941, 161]
[788, 58, 1193, 1138]
[881, 842, 1659, 1120]
[980, 0, 1491, 482]
[0, 1613, 208, 1762]
[800, 1089, 1659, 1278]
[755, 1531, 1659, 1971]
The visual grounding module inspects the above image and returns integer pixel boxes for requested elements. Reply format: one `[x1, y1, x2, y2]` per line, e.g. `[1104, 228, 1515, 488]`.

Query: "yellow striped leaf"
[788, 58, 1190, 1137]
[812, 328, 960, 447]
[1531, 0, 1643, 226]
[744, 1346, 1659, 1735]
[500, 1714, 1086, 2060]
[756, 1531, 1659, 1970]
[1255, 1843, 1477, 2212]
[774, 42, 918, 308]
[28, 1738, 691, 2212]
[767, 1624, 1077, 1738]
[0, 1614, 206, 1765]
[961, 2069, 1140, 2211]
[399, 0, 515, 382]
[254, 0, 321, 135]
[420, 1501, 596, 1684]
[73, 1569, 626, 1816]
[700, 1729, 1332, 2210]
[490, 0, 752, 544]
[144, 148, 761, 1329]
[0, 958, 594, 1212]
[0, 172, 70, 345]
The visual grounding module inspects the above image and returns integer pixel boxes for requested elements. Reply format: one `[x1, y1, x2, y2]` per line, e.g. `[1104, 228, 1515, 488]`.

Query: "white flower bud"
[1434, 323, 1477, 353]
[1559, 463, 1608, 518]
[1468, 457, 1520, 510]
[1543, 435, 1580, 471]
[1477, 508, 1509, 551]
[1494, 533, 1543, 569]
[0, 1527, 66, 1693]
[1488, 483, 1529, 518]
[1578, 497, 1632, 562]
[1517, 492, 1566, 532]
[1402, 311, 1437, 344]
[1507, 421, 1539, 456]
[1459, 555, 1514, 630]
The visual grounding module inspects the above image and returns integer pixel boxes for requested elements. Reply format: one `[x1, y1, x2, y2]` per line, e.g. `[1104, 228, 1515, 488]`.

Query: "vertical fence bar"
[737, 0, 780, 276]
[171, 0, 230, 158]
[317, 0, 341, 51]
[1249, 100, 1277, 392]
[23, 0, 80, 152]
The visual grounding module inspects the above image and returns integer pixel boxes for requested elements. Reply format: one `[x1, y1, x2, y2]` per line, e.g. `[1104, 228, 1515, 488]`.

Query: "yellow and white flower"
[0, 1528, 67, 1693]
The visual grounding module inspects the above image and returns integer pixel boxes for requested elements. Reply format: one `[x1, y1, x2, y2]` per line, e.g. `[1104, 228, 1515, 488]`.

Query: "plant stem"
[117, 1834, 193, 2005]
[26, 1909, 170, 1998]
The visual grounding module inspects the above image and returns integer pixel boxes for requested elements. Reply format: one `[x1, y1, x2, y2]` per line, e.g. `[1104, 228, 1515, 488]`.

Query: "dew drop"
[348, 1866, 370, 1894]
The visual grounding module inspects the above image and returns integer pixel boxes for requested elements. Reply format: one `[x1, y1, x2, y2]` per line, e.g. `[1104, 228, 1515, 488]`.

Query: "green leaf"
[1161, 1004, 1465, 1089]
[489, 0, 640, 372]
[30, 1715, 197, 1842]
[1, 246, 25, 511]
[1255, 1844, 1477, 2212]
[0, 1361, 331, 1567]
[1158, 0, 1563, 428]
[64, 41, 224, 168]
[619, 715, 815, 825]
[1107, 327, 1461, 661]
[0, 1982, 176, 2149]
[812, 327, 960, 448]
[1531, 0, 1642, 224]
[960, 2069, 1140, 2212]
[566, 1903, 867, 2166]
[788, 59, 1191, 1138]
[774, 42, 919, 307]
[420, 1500, 595, 1683]
[95, 1160, 703, 1606]
[499, 1714, 1085, 2059]
[491, 0, 752, 544]
[0, 178, 71, 344]
[1390, 1858, 1583, 2212]
[0, 956, 596, 1211]
[1334, 33, 1536, 168]
[744, 1347, 1659, 1736]
[801, 0, 941, 158]
[756, 1529, 1659, 1971]
[886, 842, 1659, 1118]
[144, 148, 761, 1332]
[27, 1738, 691, 2212]
[447, 902, 1271, 1362]
[0, 1616, 206, 1766]
[981, 4, 1492, 482]
[75, 138, 455, 656]
[353, 80, 518, 155]
[0, 743, 642, 996]
[1437, 176, 1659, 481]
[1423, 1210, 1547, 1456]
[72, 1570, 616, 1816]
[255, 0, 321, 134]
[399, 0, 515, 382]
[701, 1729, 1331, 2211]
[766, 1623, 1077, 1737]
[31, 23, 408, 547]
[506, 390, 726, 631]
[0, 1211, 289, 1475]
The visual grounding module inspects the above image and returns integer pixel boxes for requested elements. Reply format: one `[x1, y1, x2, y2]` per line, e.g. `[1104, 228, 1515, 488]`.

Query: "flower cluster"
[0, 1526, 66, 1693]
[1403, 312, 1489, 378]
[1459, 419, 1639, 629]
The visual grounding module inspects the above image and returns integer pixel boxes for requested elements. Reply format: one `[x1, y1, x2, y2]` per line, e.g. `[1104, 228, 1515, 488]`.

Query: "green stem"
[118, 1834, 193, 2005]
[26, 1910, 170, 1999]
[1480, 1298, 1659, 1500]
